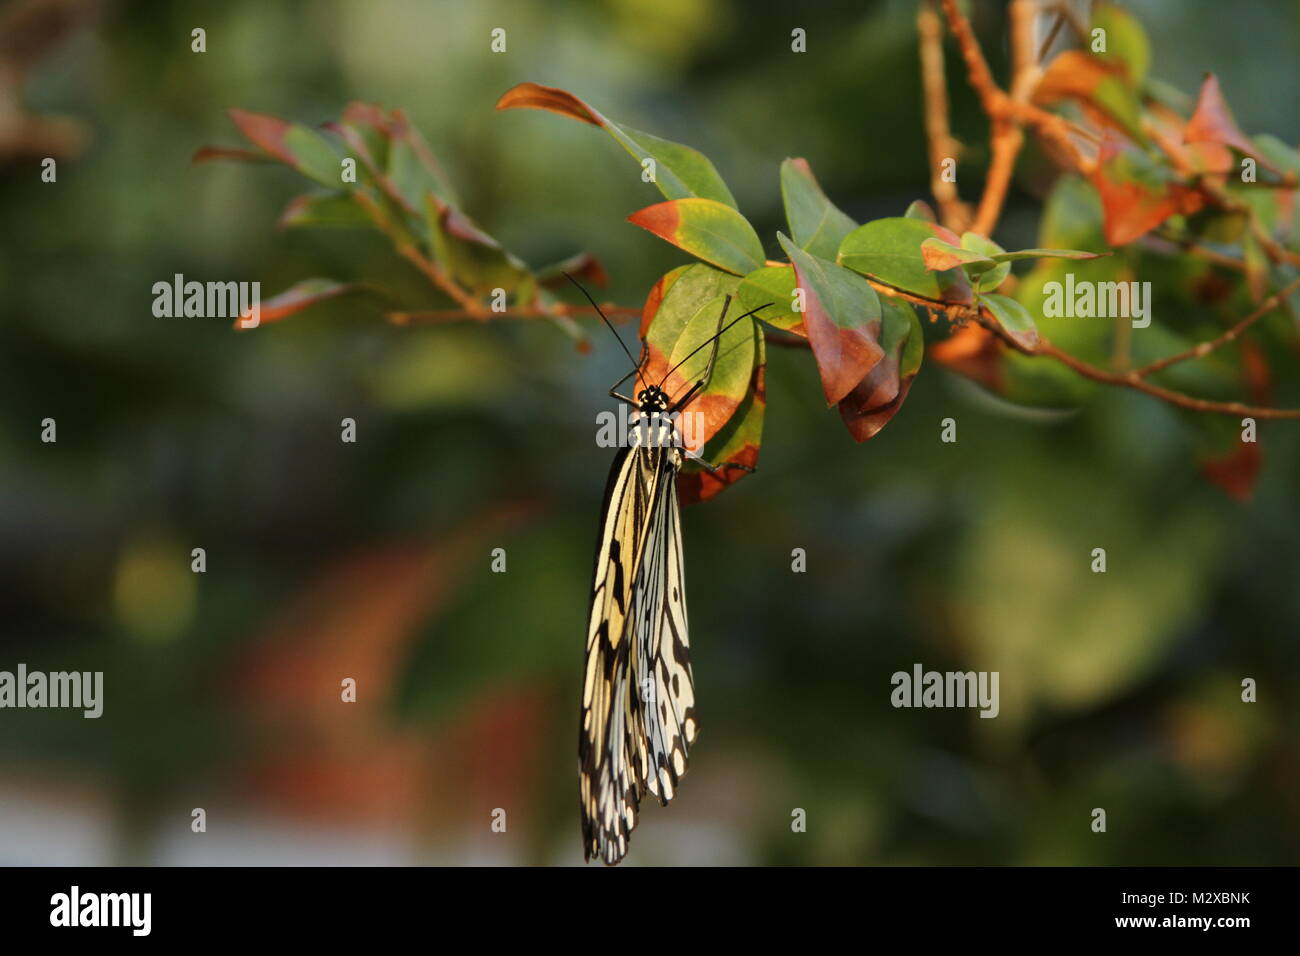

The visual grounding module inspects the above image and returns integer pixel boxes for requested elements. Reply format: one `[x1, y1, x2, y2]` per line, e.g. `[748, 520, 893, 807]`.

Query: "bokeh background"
[2, 0, 1299, 865]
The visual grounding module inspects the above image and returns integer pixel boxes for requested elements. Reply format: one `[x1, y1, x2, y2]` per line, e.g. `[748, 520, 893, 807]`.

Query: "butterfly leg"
[607, 365, 640, 406]
[686, 455, 756, 476]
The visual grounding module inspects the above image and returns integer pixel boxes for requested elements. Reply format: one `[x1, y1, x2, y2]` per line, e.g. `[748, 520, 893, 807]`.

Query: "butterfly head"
[637, 386, 670, 413]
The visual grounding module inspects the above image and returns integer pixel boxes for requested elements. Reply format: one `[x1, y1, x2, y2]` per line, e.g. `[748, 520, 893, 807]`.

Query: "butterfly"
[566, 275, 769, 864]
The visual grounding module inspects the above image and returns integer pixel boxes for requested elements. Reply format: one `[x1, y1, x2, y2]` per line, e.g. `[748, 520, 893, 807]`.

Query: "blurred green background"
[1, 0, 1298, 865]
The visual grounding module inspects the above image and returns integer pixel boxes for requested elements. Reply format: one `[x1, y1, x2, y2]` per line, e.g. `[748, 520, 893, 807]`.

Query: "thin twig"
[390, 303, 641, 324]
[1035, 338, 1300, 419]
[1131, 277, 1300, 378]
[395, 244, 488, 317]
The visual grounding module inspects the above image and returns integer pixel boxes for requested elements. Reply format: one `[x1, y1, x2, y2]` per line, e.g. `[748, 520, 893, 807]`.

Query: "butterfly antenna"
[564, 273, 645, 389]
[658, 301, 772, 389]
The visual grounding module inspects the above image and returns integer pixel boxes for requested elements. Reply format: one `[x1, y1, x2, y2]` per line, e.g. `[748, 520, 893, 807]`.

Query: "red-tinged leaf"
[497, 82, 738, 207]
[1147, 101, 1237, 176]
[838, 217, 973, 304]
[925, 237, 1106, 273]
[227, 108, 295, 163]
[536, 251, 609, 291]
[226, 108, 340, 186]
[234, 278, 372, 330]
[641, 263, 739, 382]
[1240, 338, 1272, 406]
[921, 237, 993, 272]
[278, 192, 372, 229]
[321, 102, 458, 217]
[495, 83, 603, 125]
[838, 298, 923, 442]
[628, 198, 765, 276]
[1199, 438, 1261, 502]
[323, 115, 385, 175]
[1181, 140, 1236, 175]
[191, 145, 272, 165]
[640, 265, 755, 451]
[1090, 135, 1204, 245]
[640, 264, 691, 337]
[1184, 74, 1261, 160]
[929, 322, 1005, 393]
[659, 293, 757, 453]
[780, 233, 885, 405]
[1032, 50, 1144, 142]
[678, 361, 765, 504]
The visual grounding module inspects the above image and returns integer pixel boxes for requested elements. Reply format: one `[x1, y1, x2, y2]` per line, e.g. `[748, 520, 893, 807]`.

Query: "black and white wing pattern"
[579, 440, 698, 864]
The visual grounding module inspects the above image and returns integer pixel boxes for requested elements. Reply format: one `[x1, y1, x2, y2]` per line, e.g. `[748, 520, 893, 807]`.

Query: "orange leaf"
[494, 82, 603, 126]
[1184, 74, 1258, 158]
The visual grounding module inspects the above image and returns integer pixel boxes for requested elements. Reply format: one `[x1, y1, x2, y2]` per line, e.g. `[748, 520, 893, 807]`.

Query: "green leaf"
[981, 292, 1039, 350]
[904, 199, 938, 222]
[423, 193, 532, 296]
[282, 125, 343, 187]
[1252, 134, 1300, 180]
[496, 82, 737, 207]
[643, 263, 740, 379]
[664, 294, 757, 436]
[839, 217, 974, 304]
[628, 198, 765, 276]
[780, 158, 857, 260]
[277, 192, 373, 229]
[922, 237, 1104, 279]
[989, 247, 1106, 264]
[779, 233, 885, 405]
[384, 109, 459, 209]
[961, 233, 1011, 291]
[1092, 2, 1151, 88]
[737, 265, 800, 331]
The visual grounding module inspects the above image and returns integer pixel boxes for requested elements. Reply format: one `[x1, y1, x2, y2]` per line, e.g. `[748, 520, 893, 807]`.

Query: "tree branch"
[918, 0, 971, 232]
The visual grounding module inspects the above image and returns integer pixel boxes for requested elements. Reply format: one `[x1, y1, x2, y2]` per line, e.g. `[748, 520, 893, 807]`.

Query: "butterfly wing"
[579, 443, 666, 864]
[632, 452, 697, 806]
